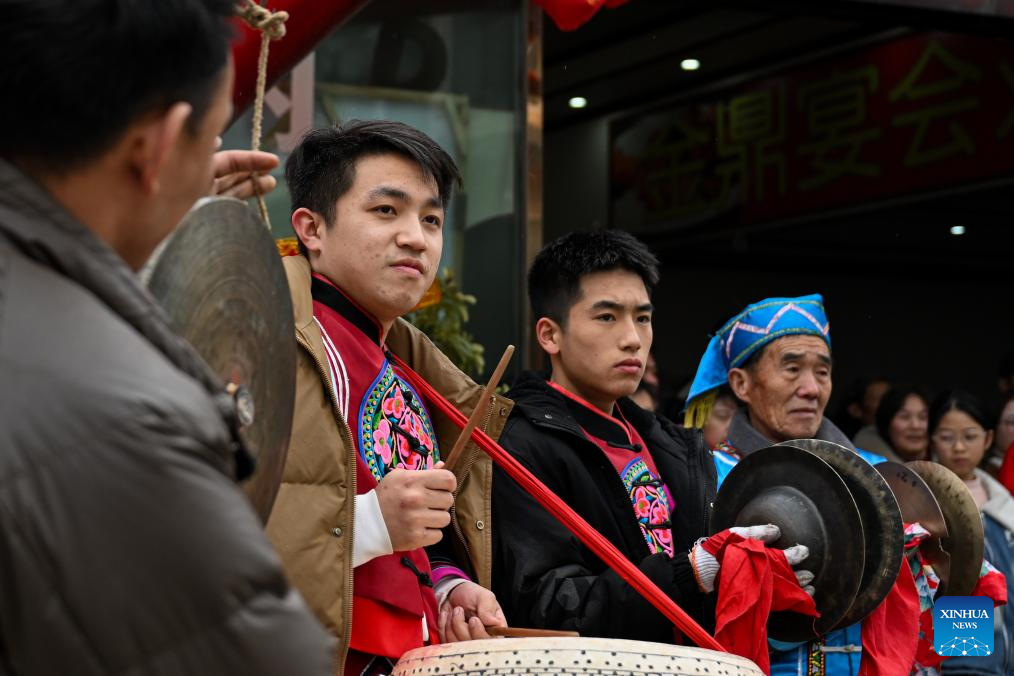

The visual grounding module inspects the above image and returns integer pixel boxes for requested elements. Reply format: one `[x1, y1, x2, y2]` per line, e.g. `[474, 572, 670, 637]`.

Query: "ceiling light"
[681, 58, 701, 72]
[568, 96, 587, 109]
[950, 225, 966, 236]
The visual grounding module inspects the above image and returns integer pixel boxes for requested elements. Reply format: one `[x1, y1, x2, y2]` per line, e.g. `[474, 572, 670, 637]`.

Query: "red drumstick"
[391, 353, 726, 653]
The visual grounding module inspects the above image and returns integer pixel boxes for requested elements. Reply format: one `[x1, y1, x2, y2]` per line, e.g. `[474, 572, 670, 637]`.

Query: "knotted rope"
[236, 0, 288, 229]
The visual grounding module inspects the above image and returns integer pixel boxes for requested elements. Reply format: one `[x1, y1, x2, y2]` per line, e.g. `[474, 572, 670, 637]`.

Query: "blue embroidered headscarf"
[684, 294, 831, 428]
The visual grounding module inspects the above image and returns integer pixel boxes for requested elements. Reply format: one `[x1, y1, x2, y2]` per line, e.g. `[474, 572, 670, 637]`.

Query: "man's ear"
[847, 402, 863, 420]
[292, 207, 326, 256]
[728, 368, 751, 406]
[535, 317, 562, 357]
[129, 102, 192, 195]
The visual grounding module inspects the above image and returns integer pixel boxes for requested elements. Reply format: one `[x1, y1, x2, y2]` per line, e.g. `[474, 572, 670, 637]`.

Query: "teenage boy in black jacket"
[492, 231, 811, 643]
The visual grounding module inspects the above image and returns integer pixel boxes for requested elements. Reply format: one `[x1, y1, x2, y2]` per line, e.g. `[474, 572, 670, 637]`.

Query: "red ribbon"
[391, 354, 725, 653]
[703, 533, 819, 673]
[859, 561, 920, 676]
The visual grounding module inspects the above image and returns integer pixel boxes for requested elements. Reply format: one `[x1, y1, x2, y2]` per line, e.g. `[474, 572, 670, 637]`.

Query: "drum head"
[145, 197, 296, 523]
[712, 445, 865, 642]
[776, 440, 904, 630]
[393, 637, 762, 674]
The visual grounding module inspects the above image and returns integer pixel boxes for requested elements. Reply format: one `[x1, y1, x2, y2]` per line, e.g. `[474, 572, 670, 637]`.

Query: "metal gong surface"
[145, 197, 295, 523]
[874, 462, 948, 538]
[776, 440, 904, 630]
[712, 445, 865, 643]
[907, 461, 984, 598]
[874, 461, 952, 591]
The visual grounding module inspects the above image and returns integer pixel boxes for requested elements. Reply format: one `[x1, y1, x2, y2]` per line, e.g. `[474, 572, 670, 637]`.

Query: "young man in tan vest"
[268, 120, 511, 674]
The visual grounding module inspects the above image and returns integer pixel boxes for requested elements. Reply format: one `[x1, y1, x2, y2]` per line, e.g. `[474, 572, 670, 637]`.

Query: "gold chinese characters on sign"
[610, 32, 1014, 232]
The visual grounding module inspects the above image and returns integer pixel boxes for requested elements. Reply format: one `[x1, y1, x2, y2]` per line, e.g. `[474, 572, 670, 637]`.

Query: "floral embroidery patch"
[713, 437, 740, 458]
[621, 457, 674, 557]
[359, 361, 440, 480]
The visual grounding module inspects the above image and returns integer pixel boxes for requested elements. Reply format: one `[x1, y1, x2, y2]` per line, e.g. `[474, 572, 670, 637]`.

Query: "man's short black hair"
[528, 230, 660, 326]
[1, 0, 235, 172]
[285, 120, 463, 238]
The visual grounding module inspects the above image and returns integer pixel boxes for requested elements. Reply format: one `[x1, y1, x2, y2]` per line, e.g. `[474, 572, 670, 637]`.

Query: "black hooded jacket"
[492, 371, 717, 642]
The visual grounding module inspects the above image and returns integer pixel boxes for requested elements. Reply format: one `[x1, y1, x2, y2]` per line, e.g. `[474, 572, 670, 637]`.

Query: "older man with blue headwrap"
[686, 294, 885, 486]
[686, 294, 885, 675]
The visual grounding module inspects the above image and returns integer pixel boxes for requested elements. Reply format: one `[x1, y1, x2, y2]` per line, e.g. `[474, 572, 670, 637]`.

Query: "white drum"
[392, 637, 762, 675]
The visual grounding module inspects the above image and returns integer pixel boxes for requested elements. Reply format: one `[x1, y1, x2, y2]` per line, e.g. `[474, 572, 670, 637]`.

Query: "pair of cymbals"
[711, 440, 904, 643]
[875, 461, 984, 598]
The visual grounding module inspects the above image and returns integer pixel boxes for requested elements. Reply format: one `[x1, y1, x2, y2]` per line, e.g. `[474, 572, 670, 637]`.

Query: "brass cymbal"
[874, 461, 952, 592]
[776, 440, 903, 630]
[712, 445, 864, 642]
[145, 197, 296, 523]
[906, 461, 984, 598]
[873, 462, 948, 538]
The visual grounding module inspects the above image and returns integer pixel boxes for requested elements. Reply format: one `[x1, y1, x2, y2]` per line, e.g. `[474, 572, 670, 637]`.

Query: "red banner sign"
[610, 32, 1014, 232]
[852, 0, 1014, 18]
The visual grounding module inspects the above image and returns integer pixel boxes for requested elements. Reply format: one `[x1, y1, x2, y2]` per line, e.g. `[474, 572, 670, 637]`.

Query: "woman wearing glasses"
[930, 390, 1014, 675]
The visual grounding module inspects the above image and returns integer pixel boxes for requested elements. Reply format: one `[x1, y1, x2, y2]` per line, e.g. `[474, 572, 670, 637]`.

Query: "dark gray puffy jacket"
[0, 159, 335, 675]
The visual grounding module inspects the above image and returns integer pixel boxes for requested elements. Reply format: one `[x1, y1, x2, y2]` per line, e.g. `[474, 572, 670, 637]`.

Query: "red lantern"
[535, 0, 631, 32]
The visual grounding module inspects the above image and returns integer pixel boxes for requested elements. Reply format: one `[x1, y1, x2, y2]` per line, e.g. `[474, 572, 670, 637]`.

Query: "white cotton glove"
[795, 569, 816, 597]
[689, 524, 812, 594]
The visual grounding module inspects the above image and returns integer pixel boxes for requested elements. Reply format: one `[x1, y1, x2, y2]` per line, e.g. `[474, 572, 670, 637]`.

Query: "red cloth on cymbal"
[973, 563, 1008, 607]
[859, 559, 920, 675]
[703, 532, 819, 673]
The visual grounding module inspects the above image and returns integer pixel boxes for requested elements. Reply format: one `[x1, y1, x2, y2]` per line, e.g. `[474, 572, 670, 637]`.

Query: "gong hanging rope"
[236, 0, 289, 229]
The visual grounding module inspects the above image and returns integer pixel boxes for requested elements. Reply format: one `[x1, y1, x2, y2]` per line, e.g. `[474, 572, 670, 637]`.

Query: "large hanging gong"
[144, 197, 296, 523]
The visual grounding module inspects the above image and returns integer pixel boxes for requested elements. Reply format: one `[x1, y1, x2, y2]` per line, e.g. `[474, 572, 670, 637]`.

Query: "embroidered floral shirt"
[547, 381, 676, 558]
